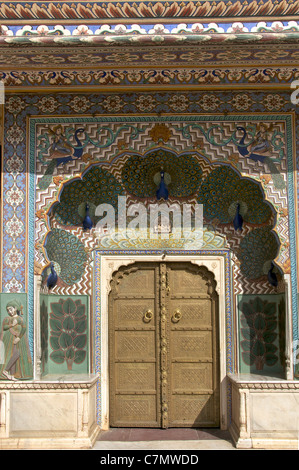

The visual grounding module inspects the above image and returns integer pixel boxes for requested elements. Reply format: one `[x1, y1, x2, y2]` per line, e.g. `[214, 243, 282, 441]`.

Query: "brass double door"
[109, 262, 220, 428]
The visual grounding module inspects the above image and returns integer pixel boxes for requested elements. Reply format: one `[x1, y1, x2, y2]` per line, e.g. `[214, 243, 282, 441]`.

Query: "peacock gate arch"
[33, 118, 289, 379]
[1, 2, 299, 448]
[2, 108, 297, 447]
[38, 139, 289, 430]
[41, 145, 281, 286]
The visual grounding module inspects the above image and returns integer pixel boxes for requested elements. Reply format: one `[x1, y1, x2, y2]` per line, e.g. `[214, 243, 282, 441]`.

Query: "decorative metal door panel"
[171, 395, 217, 427]
[167, 263, 219, 428]
[109, 264, 160, 427]
[109, 262, 219, 428]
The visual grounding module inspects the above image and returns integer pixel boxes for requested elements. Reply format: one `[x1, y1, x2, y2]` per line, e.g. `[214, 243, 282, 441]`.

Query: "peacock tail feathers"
[52, 166, 124, 226]
[238, 227, 280, 279]
[44, 228, 87, 285]
[121, 150, 202, 199]
[38, 160, 57, 190]
[263, 156, 286, 190]
[197, 166, 273, 225]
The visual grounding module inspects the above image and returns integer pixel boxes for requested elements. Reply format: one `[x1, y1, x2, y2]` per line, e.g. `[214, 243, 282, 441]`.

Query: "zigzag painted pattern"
[34, 116, 291, 297]
[232, 260, 283, 296]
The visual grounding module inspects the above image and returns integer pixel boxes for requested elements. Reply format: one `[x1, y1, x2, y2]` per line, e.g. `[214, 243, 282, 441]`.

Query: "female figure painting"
[0, 300, 33, 380]
[48, 125, 75, 160]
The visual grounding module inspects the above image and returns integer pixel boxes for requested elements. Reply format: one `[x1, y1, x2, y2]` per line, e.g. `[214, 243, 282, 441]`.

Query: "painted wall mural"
[0, 294, 33, 380]
[1, 90, 299, 373]
[40, 294, 89, 376]
[238, 294, 286, 375]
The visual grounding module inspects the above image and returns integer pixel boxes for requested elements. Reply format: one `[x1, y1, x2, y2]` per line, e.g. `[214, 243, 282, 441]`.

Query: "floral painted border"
[1, 69, 299, 89]
[0, 1, 298, 23]
[1, 21, 299, 44]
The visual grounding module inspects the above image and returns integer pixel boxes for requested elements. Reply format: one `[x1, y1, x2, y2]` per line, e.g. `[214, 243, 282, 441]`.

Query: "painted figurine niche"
[0, 300, 33, 381]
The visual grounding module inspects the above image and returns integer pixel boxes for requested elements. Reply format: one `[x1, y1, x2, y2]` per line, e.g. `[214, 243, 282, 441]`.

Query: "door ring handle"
[172, 309, 182, 323]
[143, 309, 153, 323]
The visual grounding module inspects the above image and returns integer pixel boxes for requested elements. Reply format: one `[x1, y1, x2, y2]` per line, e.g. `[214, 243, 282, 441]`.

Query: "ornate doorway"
[108, 262, 219, 428]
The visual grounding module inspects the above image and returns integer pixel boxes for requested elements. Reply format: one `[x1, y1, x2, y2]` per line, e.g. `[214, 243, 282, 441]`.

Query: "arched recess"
[95, 253, 229, 430]
[40, 148, 282, 294]
[38, 148, 287, 387]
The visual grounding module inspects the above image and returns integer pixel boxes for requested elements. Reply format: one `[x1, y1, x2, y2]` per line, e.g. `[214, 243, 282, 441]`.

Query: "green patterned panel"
[40, 294, 89, 376]
[40, 294, 49, 376]
[238, 294, 285, 375]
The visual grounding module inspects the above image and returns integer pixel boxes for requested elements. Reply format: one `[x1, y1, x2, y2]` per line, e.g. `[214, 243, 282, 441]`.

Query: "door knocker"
[171, 309, 182, 323]
[143, 309, 153, 323]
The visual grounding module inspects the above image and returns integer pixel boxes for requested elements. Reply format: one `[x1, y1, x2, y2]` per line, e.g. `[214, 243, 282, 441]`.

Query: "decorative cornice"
[1, 44, 299, 77]
[228, 375, 299, 389]
[0, 376, 99, 390]
[0, 1, 298, 24]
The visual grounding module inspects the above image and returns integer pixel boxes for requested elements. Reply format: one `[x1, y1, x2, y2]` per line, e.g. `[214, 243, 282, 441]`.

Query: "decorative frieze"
[0, 2, 298, 23]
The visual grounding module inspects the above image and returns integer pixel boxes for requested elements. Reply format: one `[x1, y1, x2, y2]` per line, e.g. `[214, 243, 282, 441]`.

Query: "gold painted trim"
[25, 115, 32, 292]
[2, 84, 296, 94]
[0, 58, 298, 73]
[1, 16, 299, 25]
[0, 64, 298, 72]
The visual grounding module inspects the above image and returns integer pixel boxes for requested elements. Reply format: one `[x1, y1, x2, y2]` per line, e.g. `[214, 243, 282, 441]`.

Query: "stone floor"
[93, 427, 237, 450]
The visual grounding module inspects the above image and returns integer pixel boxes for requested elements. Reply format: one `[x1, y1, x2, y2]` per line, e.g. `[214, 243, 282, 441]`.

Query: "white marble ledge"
[0, 374, 99, 390]
[39, 373, 99, 383]
[228, 373, 299, 389]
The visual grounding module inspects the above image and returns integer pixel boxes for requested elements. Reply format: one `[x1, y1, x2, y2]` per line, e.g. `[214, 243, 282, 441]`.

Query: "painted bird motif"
[83, 203, 93, 231]
[47, 262, 58, 290]
[236, 126, 285, 190]
[267, 261, 278, 288]
[156, 170, 169, 201]
[39, 128, 85, 190]
[233, 203, 243, 232]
